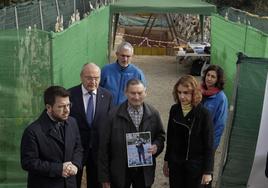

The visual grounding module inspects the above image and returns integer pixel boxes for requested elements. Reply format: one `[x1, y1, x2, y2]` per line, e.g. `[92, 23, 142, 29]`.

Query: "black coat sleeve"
[20, 126, 63, 177]
[70, 119, 83, 171]
[164, 105, 175, 162]
[97, 109, 114, 183]
[200, 107, 214, 174]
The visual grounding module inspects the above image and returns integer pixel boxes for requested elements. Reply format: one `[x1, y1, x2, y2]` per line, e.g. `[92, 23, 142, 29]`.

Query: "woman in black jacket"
[163, 75, 214, 188]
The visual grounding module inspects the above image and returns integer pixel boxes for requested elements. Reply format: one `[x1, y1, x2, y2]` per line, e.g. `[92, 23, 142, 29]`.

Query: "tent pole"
[168, 13, 179, 45]
[165, 14, 175, 43]
[200, 15, 204, 42]
[146, 16, 156, 37]
[141, 14, 153, 37]
[112, 13, 119, 50]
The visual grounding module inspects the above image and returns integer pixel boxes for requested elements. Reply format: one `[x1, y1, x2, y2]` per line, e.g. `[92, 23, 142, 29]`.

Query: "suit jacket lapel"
[64, 120, 74, 159]
[94, 88, 101, 122]
[94, 88, 106, 125]
[48, 128, 64, 144]
[40, 111, 64, 144]
[77, 86, 88, 122]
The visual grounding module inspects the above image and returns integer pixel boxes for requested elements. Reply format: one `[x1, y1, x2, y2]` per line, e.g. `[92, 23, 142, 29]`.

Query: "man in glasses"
[21, 86, 83, 188]
[100, 41, 146, 105]
[69, 63, 113, 188]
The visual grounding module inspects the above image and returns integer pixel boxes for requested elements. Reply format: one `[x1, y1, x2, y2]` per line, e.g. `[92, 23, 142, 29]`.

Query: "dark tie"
[86, 92, 94, 127]
[56, 122, 65, 142]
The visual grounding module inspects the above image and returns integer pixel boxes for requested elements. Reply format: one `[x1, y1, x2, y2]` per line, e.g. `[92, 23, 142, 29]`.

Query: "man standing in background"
[69, 63, 113, 188]
[100, 41, 146, 105]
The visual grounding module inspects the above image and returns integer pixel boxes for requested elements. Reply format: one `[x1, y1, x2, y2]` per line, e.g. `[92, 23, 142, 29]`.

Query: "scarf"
[201, 83, 220, 97]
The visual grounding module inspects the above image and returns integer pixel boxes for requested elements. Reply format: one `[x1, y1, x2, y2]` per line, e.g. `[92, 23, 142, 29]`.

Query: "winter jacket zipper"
[117, 73, 123, 104]
[173, 118, 195, 160]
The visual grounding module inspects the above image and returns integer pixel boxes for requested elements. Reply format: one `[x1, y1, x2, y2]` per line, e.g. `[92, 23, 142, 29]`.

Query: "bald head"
[80, 63, 100, 92]
[80, 63, 100, 76]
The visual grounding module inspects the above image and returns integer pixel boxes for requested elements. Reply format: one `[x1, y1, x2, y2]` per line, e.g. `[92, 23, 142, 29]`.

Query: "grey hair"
[116, 41, 134, 54]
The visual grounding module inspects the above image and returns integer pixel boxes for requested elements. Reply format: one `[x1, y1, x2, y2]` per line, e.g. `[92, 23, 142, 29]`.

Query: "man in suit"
[21, 86, 83, 188]
[98, 78, 165, 188]
[69, 63, 113, 188]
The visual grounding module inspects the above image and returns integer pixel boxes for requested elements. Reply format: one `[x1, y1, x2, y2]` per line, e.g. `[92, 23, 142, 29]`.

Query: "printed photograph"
[126, 131, 153, 168]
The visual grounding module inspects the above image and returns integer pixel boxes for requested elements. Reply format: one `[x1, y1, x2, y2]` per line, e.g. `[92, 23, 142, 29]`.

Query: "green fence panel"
[0, 118, 34, 188]
[211, 15, 246, 101]
[220, 56, 268, 188]
[86, 6, 110, 68]
[0, 6, 110, 187]
[211, 15, 268, 102]
[244, 27, 268, 57]
[51, 6, 110, 88]
[0, 29, 51, 117]
[0, 29, 52, 187]
[211, 16, 268, 187]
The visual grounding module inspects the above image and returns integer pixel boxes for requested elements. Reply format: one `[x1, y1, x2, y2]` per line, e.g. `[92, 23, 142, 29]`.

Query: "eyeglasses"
[84, 76, 100, 81]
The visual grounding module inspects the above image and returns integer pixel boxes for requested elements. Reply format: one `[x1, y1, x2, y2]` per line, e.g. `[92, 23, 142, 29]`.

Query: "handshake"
[62, 161, 78, 178]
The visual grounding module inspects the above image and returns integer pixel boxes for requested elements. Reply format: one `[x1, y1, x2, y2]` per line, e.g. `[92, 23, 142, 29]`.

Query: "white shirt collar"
[81, 84, 97, 95]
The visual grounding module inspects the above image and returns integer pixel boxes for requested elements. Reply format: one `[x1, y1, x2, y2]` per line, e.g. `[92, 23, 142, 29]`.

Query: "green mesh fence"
[211, 14, 268, 101]
[0, 29, 52, 187]
[220, 56, 268, 188]
[0, 6, 109, 187]
[0, 0, 108, 31]
[52, 6, 110, 88]
[211, 14, 268, 188]
[218, 7, 268, 34]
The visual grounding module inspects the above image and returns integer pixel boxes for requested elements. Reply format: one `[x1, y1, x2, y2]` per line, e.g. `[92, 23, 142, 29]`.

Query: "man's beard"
[51, 111, 68, 122]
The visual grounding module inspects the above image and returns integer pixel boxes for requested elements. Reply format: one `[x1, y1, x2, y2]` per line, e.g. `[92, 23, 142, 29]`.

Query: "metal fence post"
[39, 0, 44, 30]
[82, 0, 86, 14]
[55, 0, 60, 17]
[74, 0, 76, 13]
[14, 6, 18, 30]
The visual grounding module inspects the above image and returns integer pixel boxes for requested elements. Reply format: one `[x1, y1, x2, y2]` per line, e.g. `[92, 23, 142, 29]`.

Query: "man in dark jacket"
[69, 63, 113, 188]
[21, 86, 83, 188]
[98, 78, 165, 188]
